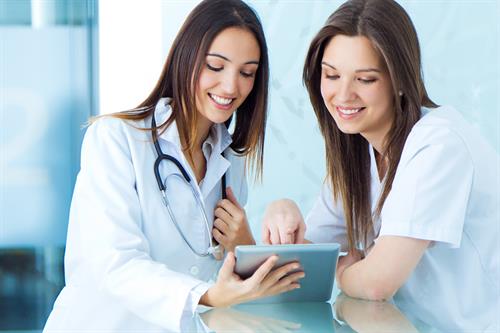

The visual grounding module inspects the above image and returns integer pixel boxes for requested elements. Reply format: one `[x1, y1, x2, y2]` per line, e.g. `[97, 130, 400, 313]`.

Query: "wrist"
[200, 287, 217, 307]
[200, 285, 232, 308]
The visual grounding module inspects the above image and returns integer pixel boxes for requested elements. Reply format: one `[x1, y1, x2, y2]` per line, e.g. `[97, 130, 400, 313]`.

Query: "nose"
[336, 78, 356, 103]
[220, 70, 238, 96]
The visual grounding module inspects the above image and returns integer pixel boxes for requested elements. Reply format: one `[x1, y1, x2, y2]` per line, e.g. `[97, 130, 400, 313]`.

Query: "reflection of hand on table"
[334, 293, 418, 333]
[201, 307, 301, 332]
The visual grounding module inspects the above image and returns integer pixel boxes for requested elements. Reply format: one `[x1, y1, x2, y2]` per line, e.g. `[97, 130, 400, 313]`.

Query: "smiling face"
[195, 27, 260, 129]
[320, 35, 395, 151]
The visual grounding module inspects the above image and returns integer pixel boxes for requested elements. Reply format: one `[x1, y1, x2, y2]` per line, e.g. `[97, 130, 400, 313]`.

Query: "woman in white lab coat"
[44, 0, 304, 331]
[262, 0, 499, 331]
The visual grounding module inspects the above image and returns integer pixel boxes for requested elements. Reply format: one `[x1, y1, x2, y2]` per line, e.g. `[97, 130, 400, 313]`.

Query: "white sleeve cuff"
[188, 281, 213, 312]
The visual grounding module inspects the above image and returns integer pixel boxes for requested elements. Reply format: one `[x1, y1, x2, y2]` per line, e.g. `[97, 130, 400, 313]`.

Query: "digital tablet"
[234, 243, 340, 303]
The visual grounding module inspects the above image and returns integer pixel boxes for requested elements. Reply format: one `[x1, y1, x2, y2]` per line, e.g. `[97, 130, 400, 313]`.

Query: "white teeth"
[210, 93, 233, 105]
[338, 107, 363, 115]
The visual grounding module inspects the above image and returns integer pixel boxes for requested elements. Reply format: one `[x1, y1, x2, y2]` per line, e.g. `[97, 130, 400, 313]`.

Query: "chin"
[333, 120, 360, 135]
[339, 129, 360, 135]
[207, 111, 234, 124]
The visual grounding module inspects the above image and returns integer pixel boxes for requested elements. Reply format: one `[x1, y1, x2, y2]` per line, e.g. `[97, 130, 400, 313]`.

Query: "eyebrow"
[207, 53, 259, 65]
[321, 61, 381, 73]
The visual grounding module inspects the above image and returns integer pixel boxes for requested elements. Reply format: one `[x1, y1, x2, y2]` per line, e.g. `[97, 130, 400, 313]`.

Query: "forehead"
[322, 35, 383, 69]
[208, 27, 260, 60]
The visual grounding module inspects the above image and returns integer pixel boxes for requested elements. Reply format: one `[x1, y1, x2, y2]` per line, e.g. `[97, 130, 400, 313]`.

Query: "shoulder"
[401, 106, 472, 167]
[85, 116, 147, 145]
[82, 116, 148, 162]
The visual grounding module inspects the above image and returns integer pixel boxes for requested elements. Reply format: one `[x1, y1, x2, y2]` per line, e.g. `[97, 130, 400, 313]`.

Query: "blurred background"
[0, 0, 498, 330]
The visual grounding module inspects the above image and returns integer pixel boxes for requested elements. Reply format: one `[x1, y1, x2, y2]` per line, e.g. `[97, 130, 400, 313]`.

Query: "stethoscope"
[151, 113, 225, 260]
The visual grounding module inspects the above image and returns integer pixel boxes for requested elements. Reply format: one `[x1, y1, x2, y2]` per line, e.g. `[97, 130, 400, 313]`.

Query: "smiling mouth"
[209, 93, 235, 106]
[336, 106, 366, 115]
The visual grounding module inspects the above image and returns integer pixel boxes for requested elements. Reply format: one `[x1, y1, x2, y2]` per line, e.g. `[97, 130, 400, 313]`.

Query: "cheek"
[197, 71, 217, 95]
[239, 79, 256, 99]
[320, 79, 334, 102]
[364, 81, 393, 107]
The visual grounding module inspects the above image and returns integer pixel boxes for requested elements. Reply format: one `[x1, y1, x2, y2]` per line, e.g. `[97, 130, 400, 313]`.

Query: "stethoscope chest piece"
[210, 244, 224, 261]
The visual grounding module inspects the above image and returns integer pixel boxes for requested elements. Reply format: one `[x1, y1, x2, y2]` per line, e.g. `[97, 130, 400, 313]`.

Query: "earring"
[398, 90, 403, 96]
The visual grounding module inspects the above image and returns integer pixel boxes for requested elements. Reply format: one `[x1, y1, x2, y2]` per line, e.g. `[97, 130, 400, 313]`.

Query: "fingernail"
[295, 285, 301, 289]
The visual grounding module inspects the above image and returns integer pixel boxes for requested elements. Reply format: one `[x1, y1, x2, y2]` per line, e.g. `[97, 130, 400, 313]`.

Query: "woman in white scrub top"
[44, 1, 304, 332]
[262, 0, 499, 331]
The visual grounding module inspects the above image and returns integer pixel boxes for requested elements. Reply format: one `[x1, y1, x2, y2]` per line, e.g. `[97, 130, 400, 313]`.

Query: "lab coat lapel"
[201, 124, 232, 199]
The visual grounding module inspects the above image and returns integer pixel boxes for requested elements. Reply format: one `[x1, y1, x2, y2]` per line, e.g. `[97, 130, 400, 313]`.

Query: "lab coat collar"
[154, 97, 232, 199]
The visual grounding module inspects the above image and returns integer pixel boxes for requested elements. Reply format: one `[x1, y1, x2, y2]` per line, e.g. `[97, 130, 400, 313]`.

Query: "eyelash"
[206, 64, 255, 78]
[324, 74, 376, 84]
[206, 63, 222, 72]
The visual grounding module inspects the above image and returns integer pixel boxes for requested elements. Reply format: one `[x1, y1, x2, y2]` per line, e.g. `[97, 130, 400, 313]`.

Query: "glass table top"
[191, 291, 441, 333]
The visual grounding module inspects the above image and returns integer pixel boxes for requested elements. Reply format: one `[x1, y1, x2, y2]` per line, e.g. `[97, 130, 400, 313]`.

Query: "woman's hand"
[212, 187, 255, 253]
[199, 252, 304, 307]
[262, 199, 306, 244]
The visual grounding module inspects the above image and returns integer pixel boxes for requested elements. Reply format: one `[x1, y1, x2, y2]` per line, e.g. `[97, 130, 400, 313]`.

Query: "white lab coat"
[305, 106, 500, 332]
[44, 98, 248, 332]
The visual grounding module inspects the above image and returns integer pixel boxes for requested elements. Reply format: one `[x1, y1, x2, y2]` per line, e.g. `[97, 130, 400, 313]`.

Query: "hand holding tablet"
[234, 243, 340, 303]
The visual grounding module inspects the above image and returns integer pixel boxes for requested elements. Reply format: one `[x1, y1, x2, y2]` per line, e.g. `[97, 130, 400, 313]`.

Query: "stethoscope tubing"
[151, 112, 223, 259]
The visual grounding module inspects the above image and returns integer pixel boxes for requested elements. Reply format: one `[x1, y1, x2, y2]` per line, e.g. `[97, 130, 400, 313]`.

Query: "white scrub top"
[305, 106, 499, 331]
[44, 98, 248, 332]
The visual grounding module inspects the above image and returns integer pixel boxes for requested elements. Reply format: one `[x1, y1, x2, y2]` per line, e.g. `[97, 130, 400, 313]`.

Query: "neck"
[194, 116, 213, 152]
[362, 132, 387, 155]
[360, 113, 394, 155]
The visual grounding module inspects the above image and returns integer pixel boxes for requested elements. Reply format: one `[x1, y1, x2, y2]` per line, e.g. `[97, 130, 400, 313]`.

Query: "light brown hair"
[105, 0, 269, 178]
[303, 0, 437, 251]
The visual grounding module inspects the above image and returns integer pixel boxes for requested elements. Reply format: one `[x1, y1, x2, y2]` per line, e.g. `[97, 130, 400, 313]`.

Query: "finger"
[214, 207, 233, 223]
[217, 199, 242, 219]
[218, 251, 236, 279]
[212, 227, 227, 246]
[225, 186, 242, 209]
[265, 261, 301, 285]
[269, 223, 281, 245]
[275, 271, 306, 287]
[262, 225, 271, 245]
[296, 222, 306, 244]
[278, 226, 294, 245]
[213, 218, 230, 235]
[248, 255, 278, 285]
[266, 282, 301, 299]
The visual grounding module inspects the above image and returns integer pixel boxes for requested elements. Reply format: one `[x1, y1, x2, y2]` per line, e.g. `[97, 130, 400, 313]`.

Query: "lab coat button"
[190, 265, 199, 276]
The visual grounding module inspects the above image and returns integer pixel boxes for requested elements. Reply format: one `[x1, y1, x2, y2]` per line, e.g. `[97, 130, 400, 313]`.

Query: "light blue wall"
[163, 1, 499, 241]
[1, 20, 94, 247]
[249, 0, 499, 240]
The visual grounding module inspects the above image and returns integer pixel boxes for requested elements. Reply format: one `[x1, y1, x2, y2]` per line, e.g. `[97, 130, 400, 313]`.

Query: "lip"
[208, 93, 235, 111]
[336, 105, 365, 120]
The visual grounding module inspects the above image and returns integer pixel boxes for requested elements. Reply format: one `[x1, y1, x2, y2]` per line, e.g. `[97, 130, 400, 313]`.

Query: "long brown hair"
[303, 0, 437, 251]
[108, 0, 269, 178]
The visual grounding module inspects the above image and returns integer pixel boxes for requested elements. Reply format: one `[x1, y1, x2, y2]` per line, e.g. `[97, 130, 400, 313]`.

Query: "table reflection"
[334, 293, 419, 333]
[198, 293, 422, 332]
[200, 302, 334, 332]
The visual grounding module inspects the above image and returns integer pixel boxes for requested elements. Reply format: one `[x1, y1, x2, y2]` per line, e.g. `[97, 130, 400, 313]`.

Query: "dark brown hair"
[109, 0, 269, 178]
[303, 0, 437, 251]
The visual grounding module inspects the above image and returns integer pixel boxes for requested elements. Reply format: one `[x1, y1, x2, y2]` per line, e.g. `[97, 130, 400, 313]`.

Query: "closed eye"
[207, 63, 223, 72]
[240, 71, 255, 78]
[325, 74, 339, 80]
[359, 78, 376, 84]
